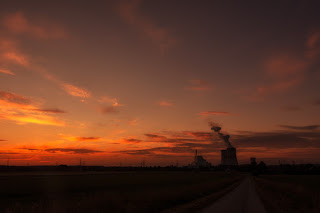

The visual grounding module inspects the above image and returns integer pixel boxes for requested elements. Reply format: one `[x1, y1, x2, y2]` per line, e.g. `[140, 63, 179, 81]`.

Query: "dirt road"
[201, 177, 266, 213]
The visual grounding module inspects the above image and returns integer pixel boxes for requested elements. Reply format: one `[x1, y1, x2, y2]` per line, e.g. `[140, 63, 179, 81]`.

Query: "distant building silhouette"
[190, 150, 211, 168]
[221, 148, 238, 166]
[250, 157, 257, 165]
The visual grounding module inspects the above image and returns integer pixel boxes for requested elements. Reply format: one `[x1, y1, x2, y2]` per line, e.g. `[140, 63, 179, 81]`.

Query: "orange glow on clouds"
[3, 12, 66, 39]
[0, 91, 64, 126]
[198, 111, 231, 116]
[62, 83, 91, 98]
[0, 68, 15, 75]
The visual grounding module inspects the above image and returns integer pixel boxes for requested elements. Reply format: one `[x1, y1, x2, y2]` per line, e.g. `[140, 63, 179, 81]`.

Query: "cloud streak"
[249, 31, 320, 101]
[279, 125, 319, 131]
[0, 90, 65, 126]
[59, 134, 101, 142]
[117, 0, 176, 54]
[198, 111, 231, 116]
[2, 12, 67, 39]
[0, 68, 15, 75]
[159, 101, 173, 106]
[186, 80, 212, 91]
[44, 148, 103, 154]
[62, 83, 90, 98]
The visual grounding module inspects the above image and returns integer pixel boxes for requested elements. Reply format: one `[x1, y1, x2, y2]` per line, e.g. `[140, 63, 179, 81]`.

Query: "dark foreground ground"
[0, 171, 243, 213]
[254, 175, 320, 213]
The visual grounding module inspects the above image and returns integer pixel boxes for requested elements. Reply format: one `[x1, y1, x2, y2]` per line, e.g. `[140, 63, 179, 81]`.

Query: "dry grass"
[0, 171, 243, 213]
[254, 175, 320, 213]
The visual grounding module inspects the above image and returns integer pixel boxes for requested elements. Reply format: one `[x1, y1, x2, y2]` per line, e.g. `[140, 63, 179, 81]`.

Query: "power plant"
[190, 149, 211, 168]
[211, 125, 238, 166]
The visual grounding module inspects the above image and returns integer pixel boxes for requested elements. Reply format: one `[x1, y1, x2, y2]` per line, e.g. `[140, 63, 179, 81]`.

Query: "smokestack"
[209, 122, 238, 166]
[195, 149, 198, 161]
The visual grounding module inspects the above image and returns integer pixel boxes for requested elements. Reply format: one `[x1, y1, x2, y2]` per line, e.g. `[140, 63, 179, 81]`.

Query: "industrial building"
[211, 125, 238, 166]
[190, 150, 211, 168]
[221, 148, 238, 166]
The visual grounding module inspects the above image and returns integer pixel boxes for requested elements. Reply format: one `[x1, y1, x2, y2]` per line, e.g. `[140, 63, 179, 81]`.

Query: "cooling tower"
[221, 147, 238, 166]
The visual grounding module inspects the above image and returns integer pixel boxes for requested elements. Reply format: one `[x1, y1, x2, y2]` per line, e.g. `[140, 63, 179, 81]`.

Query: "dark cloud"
[279, 125, 319, 131]
[32, 108, 66, 113]
[115, 128, 320, 156]
[100, 106, 119, 114]
[75, 137, 101, 141]
[0, 139, 7, 142]
[313, 99, 320, 105]
[233, 131, 320, 148]
[144, 133, 162, 138]
[19, 148, 39, 151]
[0, 152, 19, 154]
[44, 148, 103, 154]
[281, 106, 303, 111]
[0, 90, 30, 105]
[198, 111, 231, 116]
[122, 138, 142, 143]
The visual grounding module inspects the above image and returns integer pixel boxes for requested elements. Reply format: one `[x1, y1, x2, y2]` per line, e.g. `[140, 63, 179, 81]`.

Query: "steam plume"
[209, 122, 233, 148]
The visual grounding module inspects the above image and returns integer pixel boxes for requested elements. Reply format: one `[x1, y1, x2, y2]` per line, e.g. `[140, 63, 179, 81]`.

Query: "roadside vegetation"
[254, 175, 320, 213]
[0, 171, 243, 213]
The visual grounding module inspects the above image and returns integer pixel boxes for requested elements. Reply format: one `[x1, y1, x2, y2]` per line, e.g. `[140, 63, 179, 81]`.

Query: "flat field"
[0, 171, 243, 213]
[254, 175, 320, 213]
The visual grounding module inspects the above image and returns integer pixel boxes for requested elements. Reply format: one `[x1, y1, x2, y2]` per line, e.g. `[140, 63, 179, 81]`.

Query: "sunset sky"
[0, 0, 319, 166]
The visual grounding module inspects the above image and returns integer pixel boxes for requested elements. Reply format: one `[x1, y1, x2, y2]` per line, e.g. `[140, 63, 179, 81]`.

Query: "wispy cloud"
[248, 31, 320, 101]
[98, 96, 121, 106]
[121, 138, 142, 144]
[99, 106, 119, 114]
[185, 80, 212, 91]
[0, 24, 90, 101]
[0, 140, 7, 142]
[158, 101, 173, 106]
[115, 128, 320, 158]
[44, 148, 103, 154]
[0, 68, 15, 75]
[279, 125, 319, 131]
[31, 108, 66, 113]
[198, 111, 231, 116]
[59, 134, 101, 142]
[62, 83, 90, 98]
[117, 0, 176, 54]
[2, 12, 67, 39]
[0, 90, 65, 126]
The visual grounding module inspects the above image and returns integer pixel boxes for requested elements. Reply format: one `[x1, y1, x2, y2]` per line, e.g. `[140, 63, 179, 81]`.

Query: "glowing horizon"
[0, 1, 320, 166]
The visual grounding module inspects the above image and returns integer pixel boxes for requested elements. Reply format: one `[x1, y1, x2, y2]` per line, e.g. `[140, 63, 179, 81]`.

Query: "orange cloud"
[128, 118, 139, 126]
[0, 68, 15, 75]
[0, 90, 65, 126]
[44, 148, 103, 154]
[198, 111, 231, 116]
[59, 134, 101, 142]
[248, 31, 320, 101]
[0, 37, 92, 100]
[62, 83, 91, 98]
[2, 12, 67, 39]
[98, 96, 121, 106]
[159, 101, 173, 106]
[2, 51, 30, 67]
[306, 32, 320, 49]
[186, 80, 212, 91]
[117, 0, 176, 54]
[121, 138, 142, 144]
